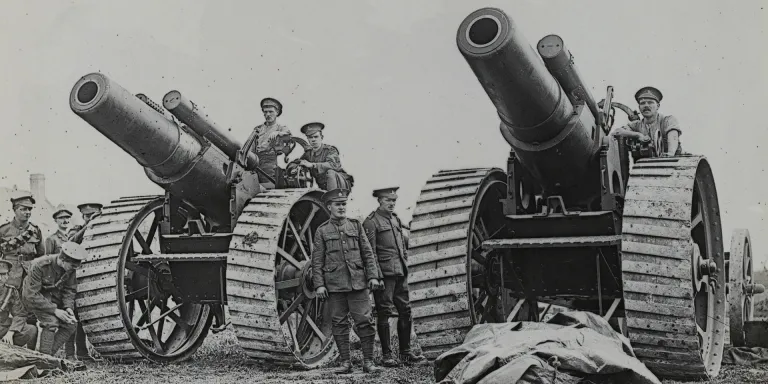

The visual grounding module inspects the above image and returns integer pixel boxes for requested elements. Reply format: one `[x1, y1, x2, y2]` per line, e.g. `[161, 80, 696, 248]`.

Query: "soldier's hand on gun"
[54, 308, 77, 324]
[316, 286, 328, 300]
[638, 133, 651, 143]
[299, 160, 313, 168]
[1, 331, 14, 344]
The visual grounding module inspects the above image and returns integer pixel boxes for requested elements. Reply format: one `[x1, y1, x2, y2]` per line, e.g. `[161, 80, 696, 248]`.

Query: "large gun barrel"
[456, 8, 599, 195]
[69, 73, 238, 228]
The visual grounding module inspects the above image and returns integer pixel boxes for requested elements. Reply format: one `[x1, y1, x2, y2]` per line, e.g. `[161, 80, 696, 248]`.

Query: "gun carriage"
[404, 7, 764, 381]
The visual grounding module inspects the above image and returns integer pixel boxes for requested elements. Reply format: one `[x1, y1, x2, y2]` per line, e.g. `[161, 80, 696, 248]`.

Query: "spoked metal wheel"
[727, 228, 764, 346]
[406, 168, 508, 359]
[227, 189, 337, 368]
[621, 156, 726, 380]
[118, 198, 213, 362]
[75, 196, 212, 362]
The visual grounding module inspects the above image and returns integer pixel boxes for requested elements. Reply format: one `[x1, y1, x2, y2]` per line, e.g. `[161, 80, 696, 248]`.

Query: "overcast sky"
[1, 0, 766, 267]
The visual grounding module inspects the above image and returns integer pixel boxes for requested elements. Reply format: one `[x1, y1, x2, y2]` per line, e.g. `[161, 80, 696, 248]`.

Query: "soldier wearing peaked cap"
[22, 241, 88, 356]
[0, 195, 45, 289]
[312, 188, 384, 374]
[63, 203, 102, 361]
[46, 205, 73, 255]
[288, 122, 354, 191]
[610, 86, 683, 157]
[0, 259, 38, 349]
[363, 187, 426, 366]
[242, 97, 292, 188]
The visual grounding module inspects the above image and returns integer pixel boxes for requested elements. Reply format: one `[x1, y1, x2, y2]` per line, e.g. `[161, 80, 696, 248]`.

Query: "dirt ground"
[12, 328, 765, 384]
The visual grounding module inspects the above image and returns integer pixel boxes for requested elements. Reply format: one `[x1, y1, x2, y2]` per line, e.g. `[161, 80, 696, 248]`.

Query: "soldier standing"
[242, 97, 291, 187]
[0, 195, 45, 290]
[311, 188, 383, 374]
[22, 241, 87, 356]
[0, 260, 37, 349]
[45, 205, 73, 254]
[287, 122, 353, 191]
[63, 203, 102, 361]
[363, 187, 426, 366]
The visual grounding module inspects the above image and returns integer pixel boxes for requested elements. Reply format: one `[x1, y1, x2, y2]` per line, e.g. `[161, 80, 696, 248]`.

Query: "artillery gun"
[406, 7, 764, 381]
[69, 73, 338, 367]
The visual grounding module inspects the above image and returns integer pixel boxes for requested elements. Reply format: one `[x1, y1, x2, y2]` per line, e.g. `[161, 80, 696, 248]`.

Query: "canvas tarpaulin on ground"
[434, 311, 661, 384]
[0, 343, 85, 380]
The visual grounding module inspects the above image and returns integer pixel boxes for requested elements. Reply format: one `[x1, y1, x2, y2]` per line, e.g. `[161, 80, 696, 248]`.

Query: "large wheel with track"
[406, 168, 509, 359]
[76, 195, 214, 362]
[727, 228, 762, 347]
[620, 156, 726, 381]
[226, 189, 338, 368]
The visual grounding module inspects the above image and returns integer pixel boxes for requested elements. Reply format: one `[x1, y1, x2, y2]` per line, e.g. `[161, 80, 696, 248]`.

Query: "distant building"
[0, 173, 82, 240]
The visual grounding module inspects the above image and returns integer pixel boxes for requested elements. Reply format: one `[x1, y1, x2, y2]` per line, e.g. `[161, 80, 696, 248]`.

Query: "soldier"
[22, 241, 87, 356]
[0, 195, 45, 290]
[63, 203, 102, 362]
[610, 86, 683, 157]
[243, 97, 292, 187]
[0, 260, 37, 349]
[45, 205, 73, 254]
[287, 122, 354, 191]
[311, 188, 383, 374]
[363, 187, 426, 367]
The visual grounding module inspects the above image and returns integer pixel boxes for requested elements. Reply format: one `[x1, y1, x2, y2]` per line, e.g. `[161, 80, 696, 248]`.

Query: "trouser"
[318, 169, 351, 191]
[329, 289, 376, 362]
[0, 323, 38, 349]
[29, 310, 77, 356]
[372, 276, 414, 355]
[64, 305, 88, 358]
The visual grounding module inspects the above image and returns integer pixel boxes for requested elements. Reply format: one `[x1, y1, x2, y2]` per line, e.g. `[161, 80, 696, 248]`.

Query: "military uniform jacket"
[312, 218, 382, 292]
[298, 144, 349, 181]
[45, 230, 69, 254]
[22, 254, 76, 314]
[0, 219, 45, 261]
[363, 209, 408, 277]
[626, 113, 683, 155]
[0, 284, 28, 333]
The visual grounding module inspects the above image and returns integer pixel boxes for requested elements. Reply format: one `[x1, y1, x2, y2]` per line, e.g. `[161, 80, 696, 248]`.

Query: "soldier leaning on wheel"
[311, 188, 384, 374]
[363, 187, 426, 367]
[0, 260, 37, 349]
[22, 242, 87, 356]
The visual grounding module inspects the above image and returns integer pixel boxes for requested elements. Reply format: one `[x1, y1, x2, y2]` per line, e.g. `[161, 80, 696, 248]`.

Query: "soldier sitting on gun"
[45, 205, 73, 255]
[22, 242, 88, 357]
[287, 122, 354, 191]
[610, 86, 683, 157]
[0, 260, 37, 349]
[242, 97, 292, 187]
[312, 188, 383, 374]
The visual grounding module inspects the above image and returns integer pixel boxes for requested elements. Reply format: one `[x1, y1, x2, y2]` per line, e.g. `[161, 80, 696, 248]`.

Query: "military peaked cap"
[372, 186, 399, 199]
[77, 203, 103, 216]
[322, 188, 349, 204]
[260, 97, 283, 116]
[11, 195, 35, 208]
[53, 204, 73, 219]
[635, 86, 663, 103]
[300, 122, 325, 136]
[61, 241, 88, 262]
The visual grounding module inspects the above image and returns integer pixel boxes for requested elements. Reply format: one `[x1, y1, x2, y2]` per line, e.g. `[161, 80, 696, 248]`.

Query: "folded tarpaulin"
[0, 343, 85, 380]
[723, 347, 768, 366]
[434, 311, 661, 384]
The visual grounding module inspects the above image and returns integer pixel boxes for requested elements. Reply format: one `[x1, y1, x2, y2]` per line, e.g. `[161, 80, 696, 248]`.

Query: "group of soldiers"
[311, 186, 426, 374]
[0, 196, 101, 361]
[245, 97, 353, 191]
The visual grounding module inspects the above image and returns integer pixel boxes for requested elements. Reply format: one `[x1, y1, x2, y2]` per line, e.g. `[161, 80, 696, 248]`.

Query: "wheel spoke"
[288, 219, 310, 261]
[296, 307, 327, 343]
[279, 293, 306, 324]
[277, 247, 303, 270]
[125, 286, 148, 302]
[276, 278, 301, 290]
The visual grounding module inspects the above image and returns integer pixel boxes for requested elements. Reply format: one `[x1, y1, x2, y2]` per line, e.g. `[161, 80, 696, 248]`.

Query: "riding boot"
[398, 317, 426, 365]
[38, 327, 57, 356]
[361, 334, 382, 373]
[377, 318, 397, 367]
[333, 332, 353, 374]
